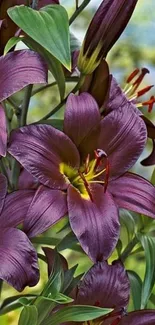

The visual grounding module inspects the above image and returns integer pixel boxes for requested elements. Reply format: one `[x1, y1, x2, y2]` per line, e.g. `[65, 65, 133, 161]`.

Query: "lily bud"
[78, 0, 138, 74]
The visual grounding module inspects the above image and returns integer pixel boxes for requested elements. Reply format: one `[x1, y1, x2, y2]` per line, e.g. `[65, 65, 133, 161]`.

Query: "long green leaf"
[138, 234, 155, 308]
[18, 306, 38, 325]
[127, 270, 142, 310]
[44, 305, 112, 325]
[8, 5, 71, 70]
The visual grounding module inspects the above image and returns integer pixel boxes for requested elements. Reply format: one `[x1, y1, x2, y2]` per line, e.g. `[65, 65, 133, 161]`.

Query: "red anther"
[132, 67, 150, 90]
[126, 68, 139, 83]
[78, 171, 93, 201]
[104, 158, 110, 193]
[142, 96, 155, 112]
[137, 85, 154, 97]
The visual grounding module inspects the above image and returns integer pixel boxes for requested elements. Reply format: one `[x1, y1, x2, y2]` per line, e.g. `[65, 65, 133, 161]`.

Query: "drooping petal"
[68, 184, 119, 262]
[64, 93, 100, 157]
[109, 172, 155, 218]
[0, 50, 47, 102]
[98, 104, 147, 179]
[0, 189, 35, 227]
[141, 139, 155, 166]
[0, 173, 7, 214]
[76, 260, 130, 309]
[0, 105, 7, 156]
[18, 168, 39, 189]
[8, 124, 80, 190]
[24, 185, 67, 238]
[0, 227, 39, 291]
[119, 310, 155, 325]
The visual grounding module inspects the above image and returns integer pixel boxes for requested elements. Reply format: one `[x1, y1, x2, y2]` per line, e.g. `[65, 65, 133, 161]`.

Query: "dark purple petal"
[109, 172, 155, 218]
[141, 140, 155, 166]
[0, 189, 35, 227]
[83, 0, 138, 59]
[24, 185, 67, 238]
[98, 104, 147, 179]
[0, 228, 39, 291]
[0, 50, 47, 102]
[104, 76, 139, 115]
[76, 260, 130, 309]
[0, 105, 7, 157]
[142, 116, 155, 140]
[38, 0, 59, 7]
[68, 184, 119, 262]
[64, 93, 100, 157]
[0, 173, 7, 214]
[119, 310, 155, 325]
[8, 124, 80, 190]
[18, 168, 39, 189]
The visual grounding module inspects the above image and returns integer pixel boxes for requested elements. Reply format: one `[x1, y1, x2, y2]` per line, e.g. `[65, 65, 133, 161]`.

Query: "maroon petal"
[68, 184, 119, 262]
[64, 93, 100, 157]
[24, 185, 67, 238]
[98, 104, 147, 179]
[0, 189, 35, 227]
[0, 173, 7, 214]
[76, 260, 130, 309]
[8, 124, 80, 190]
[0, 105, 7, 157]
[141, 140, 155, 166]
[109, 172, 155, 218]
[0, 228, 39, 291]
[0, 50, 47, 102]
[119, 310, 155, 325]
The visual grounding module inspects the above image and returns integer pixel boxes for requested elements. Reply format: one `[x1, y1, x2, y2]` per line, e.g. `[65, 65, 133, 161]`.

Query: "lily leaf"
[4, 36, 22, 55]
[8, 4, 71, 70]
[44, 305, 112, 325]
[127, 270, 142, 310]
[138, 234, 155, 308]
[18, 305, 38, 325]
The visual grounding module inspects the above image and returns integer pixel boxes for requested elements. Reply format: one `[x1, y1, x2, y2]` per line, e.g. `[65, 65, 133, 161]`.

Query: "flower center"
[123, 67, 155, 112]
[60, 149, 109, 201]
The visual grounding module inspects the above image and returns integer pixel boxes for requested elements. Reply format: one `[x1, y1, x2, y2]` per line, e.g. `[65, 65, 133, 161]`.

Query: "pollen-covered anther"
[124, 67, 150, 97]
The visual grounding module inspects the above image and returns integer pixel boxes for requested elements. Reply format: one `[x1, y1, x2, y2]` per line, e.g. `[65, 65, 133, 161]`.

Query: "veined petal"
[0, 50, 47, 102]
[98, 104, 147, 178]
[0, 173, 7, 214]
[0, 227, 39, 291]
[0, 105, 7, 157]
[76, 261, 130, 309]
[8, 124, 80, 190]
[109, 172, 155, 218]
[64, 93, 100, 157]
[68, 184, 119, 262]
[119, 310, 155, 325]
[0, 189, 35, 227]
[24, 185, 67, 238]
[18, 168, 39, 190]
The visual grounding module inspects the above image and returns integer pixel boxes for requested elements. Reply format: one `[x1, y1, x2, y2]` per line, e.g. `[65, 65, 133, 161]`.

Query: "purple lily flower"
[0, 104, 7, 156]
[0, 173, 39, 291]
[78, 0, 138, 74]
[104, 75, 155, 166]
[73, 260, 155, 325]
[8, 92, 155, 262]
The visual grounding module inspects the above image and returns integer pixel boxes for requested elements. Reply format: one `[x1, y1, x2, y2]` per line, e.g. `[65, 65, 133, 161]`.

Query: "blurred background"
[1, 0, 155, 324]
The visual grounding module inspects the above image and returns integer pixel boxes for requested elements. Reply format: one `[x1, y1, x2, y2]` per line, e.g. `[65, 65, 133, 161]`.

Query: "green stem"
[20, 84, 33, 126]
[120, 236, 139, 263]
[31, 77, 79, 97]
[69, 0, 91, 25]
[37, 75, 85, 122]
